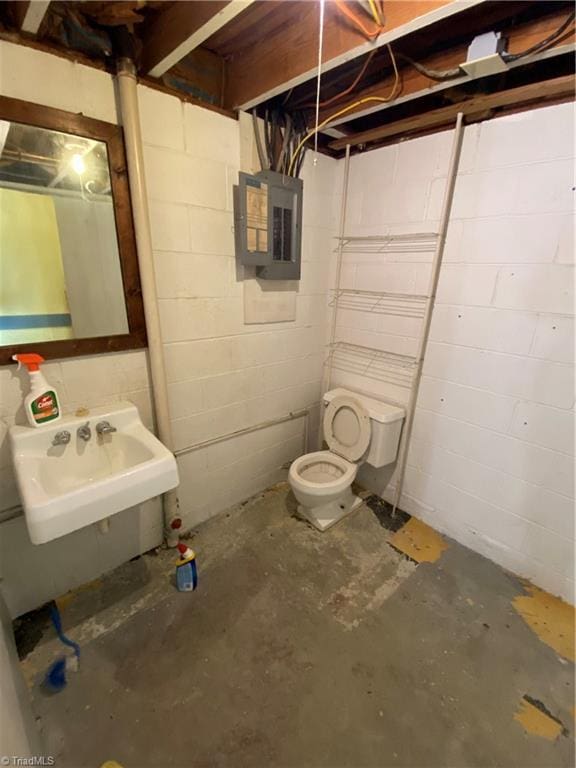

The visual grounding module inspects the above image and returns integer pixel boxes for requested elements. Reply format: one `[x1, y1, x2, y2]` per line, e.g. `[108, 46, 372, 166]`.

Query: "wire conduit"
[174, 409, 310, 458]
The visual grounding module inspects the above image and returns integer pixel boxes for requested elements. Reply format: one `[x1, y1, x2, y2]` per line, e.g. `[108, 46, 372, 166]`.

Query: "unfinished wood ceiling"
[0, 0, 573, 157]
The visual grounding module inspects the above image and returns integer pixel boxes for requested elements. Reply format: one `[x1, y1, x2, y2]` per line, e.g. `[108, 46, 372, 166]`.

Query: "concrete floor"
[20, 484, 574, 768]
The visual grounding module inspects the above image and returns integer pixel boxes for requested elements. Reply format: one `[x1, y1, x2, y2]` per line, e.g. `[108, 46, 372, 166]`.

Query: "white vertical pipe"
[319, 144, 351, 448]
[392, 113, 465, 513]
[116, 58, 180, 546]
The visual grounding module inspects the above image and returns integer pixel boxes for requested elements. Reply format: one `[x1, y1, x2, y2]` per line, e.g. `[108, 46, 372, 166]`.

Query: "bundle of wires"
[259, 2, 575, 176]
[502, 10, 574, 62]
[286, 0, 400, 176]
[252, 0, 393, 177]
[286, 44, 400, 175]
[252, 108, 309, 178]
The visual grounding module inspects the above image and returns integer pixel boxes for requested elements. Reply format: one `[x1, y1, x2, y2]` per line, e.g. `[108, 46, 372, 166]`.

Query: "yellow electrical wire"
[368, 0, 382, 26]
[287, 43, 400, 176]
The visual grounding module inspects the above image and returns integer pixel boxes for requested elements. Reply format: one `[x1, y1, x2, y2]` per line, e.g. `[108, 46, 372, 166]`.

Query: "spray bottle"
[13, 353, 61, 428]
[176, 543, 198, 592]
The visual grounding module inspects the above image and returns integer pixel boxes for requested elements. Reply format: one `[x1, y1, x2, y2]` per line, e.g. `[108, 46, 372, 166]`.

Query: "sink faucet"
[96, 420, 117, 436]
[52, 430, 71, 447]
[77, 422, 92, 441]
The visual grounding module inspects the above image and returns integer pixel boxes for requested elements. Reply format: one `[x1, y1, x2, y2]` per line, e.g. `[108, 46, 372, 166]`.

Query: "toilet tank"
[323, 388, 405, 468]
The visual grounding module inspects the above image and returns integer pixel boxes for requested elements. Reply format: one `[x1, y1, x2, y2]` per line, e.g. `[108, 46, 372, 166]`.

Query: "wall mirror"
[0, 96, 146, 364]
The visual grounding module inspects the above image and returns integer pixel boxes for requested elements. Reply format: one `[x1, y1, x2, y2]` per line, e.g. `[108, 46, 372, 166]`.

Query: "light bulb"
[71, 154, 85, 174]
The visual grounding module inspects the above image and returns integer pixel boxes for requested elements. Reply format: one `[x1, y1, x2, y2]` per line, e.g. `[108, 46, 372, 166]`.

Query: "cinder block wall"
[332, 103, 575, 603]
[0, 41, 161, 617]
[0, 42, 337, 616]
[139, 86, 338, 529]
[0, 38, 572, 613]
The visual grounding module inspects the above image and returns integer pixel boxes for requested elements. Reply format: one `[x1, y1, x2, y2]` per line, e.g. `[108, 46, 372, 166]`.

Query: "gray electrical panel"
[234, 169, 303, 280]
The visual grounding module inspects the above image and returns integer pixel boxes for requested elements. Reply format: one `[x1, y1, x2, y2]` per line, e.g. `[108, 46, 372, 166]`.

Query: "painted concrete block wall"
[335, 103, 575, 603]
[0, 41, 160, 617]
[0, 41, 338, 615]
[140, 89, 338, 528]
[3, 36, 570, 619]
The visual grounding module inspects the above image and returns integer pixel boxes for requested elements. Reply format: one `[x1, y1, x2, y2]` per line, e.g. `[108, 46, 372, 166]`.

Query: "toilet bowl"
[289, 450, 361, 531]
[289, 388, 405, 531]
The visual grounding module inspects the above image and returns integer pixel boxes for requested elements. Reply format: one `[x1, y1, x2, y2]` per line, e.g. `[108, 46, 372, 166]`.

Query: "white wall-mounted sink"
[9, 402, 178, 544]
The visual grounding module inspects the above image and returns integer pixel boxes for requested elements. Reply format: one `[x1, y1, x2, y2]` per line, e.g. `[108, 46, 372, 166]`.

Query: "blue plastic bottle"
[176, 544, 198, 591]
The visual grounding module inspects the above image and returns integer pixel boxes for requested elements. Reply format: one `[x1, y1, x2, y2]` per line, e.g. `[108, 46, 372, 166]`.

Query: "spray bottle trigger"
[12, 353, 44, 372]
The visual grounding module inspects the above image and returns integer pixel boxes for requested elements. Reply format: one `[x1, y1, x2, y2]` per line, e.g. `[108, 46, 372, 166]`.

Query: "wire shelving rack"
[338, 232, 439, 255]
[323, 114, 465, 512]
[328, 341, 418, 388]
[329, 288, 428, 319]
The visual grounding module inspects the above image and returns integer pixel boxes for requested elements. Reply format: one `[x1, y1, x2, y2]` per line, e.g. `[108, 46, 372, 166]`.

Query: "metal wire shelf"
[324, 116, 464, 512]
[336, 232, 439, 254]
[330, 288, 428, 319]
[328, 341, 418, 388]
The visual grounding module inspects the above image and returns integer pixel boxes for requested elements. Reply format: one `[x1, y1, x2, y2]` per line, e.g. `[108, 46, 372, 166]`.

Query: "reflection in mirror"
[0, 120, 129, 347]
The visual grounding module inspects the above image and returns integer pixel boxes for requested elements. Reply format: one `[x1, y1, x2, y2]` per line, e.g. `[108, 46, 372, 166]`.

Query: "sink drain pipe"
[116, 58, 180, 547]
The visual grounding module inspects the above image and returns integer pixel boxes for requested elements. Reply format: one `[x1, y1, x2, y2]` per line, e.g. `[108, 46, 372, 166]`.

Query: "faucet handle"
[52, 430, 71, 446]
[96, 420, 117, 435]
[77, 422, 92, 441]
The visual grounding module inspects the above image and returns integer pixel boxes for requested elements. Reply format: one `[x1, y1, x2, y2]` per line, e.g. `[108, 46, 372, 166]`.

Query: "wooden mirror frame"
[0, 95, 147, 365]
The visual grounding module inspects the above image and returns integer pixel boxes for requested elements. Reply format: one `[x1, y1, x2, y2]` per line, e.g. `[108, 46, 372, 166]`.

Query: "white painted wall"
[0, 39, 572, 614]
[332, 103, 575, 603]
[140, 87, 338, 527]
[0, 41, 337, 616]
[0, 41, 161, 618]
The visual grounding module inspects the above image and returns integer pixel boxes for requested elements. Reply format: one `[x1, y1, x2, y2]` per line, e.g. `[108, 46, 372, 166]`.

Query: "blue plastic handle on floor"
[44, 657, 68, 693]
[50, 603, 80, 660]
[43, 603, 81, 693]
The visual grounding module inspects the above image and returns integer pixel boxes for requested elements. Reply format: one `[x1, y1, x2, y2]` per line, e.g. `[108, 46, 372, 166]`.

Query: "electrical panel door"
[234, 170, 302, 280]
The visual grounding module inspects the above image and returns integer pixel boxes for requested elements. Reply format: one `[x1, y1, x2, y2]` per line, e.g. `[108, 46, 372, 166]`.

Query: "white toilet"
[289, 388, 405, 531]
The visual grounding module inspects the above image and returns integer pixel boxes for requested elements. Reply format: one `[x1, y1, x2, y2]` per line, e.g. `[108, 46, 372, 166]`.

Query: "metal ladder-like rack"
[322, 113, 465, 513]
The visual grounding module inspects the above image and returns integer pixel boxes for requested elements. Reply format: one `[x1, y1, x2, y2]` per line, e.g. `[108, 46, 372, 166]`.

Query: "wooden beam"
[137, 75, 236, 119]
[322, 41, 573, 137]
[141, 0, 256, 78]
[167, 47, 226, 109]
[223, 0, 487, 110]
[13, 0, 51, 34]
[328, 74, 575, 150]
[320, 11, 576, 127]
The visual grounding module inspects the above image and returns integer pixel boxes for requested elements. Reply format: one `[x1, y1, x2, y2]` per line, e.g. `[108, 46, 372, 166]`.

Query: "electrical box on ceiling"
[460, 31, 509, 78]
[233, 170, 303, 280]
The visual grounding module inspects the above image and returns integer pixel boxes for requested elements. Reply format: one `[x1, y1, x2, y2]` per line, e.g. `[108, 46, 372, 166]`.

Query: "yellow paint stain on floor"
[514, 698, 563, 741]
[513, 584, 575, 662]
[390, 518, 449, 563]
[56, 577, 103, 609]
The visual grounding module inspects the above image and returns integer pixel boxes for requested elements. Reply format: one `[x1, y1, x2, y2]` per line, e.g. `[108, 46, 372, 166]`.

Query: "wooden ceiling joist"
[328, 74, 575, 150]
[320, 9, 576, 128]
[14, 0, 51, 34]
[221, 0, 487, 110]
[141, 0, 256, 78]
[323, 41, 574, 138]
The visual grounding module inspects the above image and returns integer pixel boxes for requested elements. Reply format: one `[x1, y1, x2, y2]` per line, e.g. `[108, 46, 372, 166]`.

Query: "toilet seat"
[323, 395, 371, 462]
